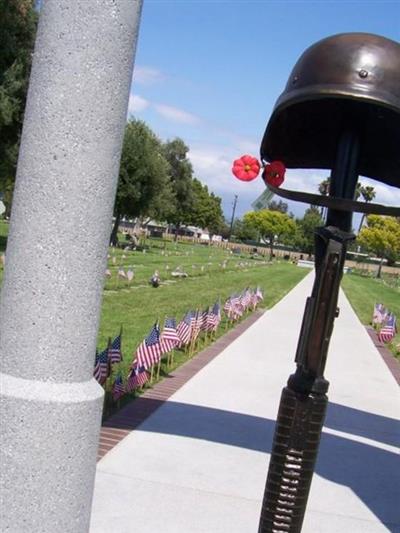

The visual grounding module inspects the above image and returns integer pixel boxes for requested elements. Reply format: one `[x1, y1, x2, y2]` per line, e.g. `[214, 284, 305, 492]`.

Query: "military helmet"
[260, 33, 400, 187]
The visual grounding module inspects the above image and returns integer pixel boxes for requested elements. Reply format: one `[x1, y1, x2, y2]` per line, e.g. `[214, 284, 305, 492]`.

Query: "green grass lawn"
[0, 221, 307, 374]
[342, 272, 400, 358]
[98, 240, 306, 367]
[0, 219, 7, 254]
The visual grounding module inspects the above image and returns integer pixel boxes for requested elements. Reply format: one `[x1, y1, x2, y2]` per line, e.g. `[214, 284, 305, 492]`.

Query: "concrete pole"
[0, 1, 142, 531]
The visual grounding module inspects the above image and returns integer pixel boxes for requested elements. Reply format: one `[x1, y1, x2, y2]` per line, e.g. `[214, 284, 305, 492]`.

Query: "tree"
[232, 218, 258, 241]
[110, 119, 172, 244]
[190, 178, 224, 241]
[267, 199, 288, 213]
[358, 215, 400, 277]
[318, 177, 330, 220]
[0, 0, 38, 216]
[357, 185, 376, 233]
[295, 206, 324, 256]
[162, 138, 194, 239]
[243, 210, 296, 259]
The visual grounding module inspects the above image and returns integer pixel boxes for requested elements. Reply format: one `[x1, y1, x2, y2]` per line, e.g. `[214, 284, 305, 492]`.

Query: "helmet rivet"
[359, 69, 369, 78]
[292, 75, 299, 84]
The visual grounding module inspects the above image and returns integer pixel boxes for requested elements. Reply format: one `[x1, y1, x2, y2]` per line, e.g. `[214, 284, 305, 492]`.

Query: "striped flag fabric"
[93, 348, 110, 385]
[126, 364, 149, 392]
[240, 288, 251, 311]
[136, 323, 162, 369]
[190, 310, 203, 342]
[378, 314, 397, 343]
[207, 301, 221, 332]
[200, 308, 210, 331]
[177, 311, 194, 346]
[108, 334, 122, 364]
[230, 294, 242, 320]
[112, 374, 125, 401]
[160, 317, 180, 353]
[223, 297, 232, 316]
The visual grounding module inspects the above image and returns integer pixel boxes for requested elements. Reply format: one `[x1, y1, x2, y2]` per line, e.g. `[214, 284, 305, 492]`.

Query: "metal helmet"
[260, 33, 400, 187]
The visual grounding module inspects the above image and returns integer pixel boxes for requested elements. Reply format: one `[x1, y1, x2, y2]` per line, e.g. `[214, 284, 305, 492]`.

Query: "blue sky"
[128, 0, 400, 222]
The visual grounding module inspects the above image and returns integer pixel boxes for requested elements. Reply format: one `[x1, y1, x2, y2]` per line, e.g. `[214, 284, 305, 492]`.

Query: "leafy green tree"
[110, 119, 172, 244]
[163, 138, 194, 239]
[243, 210, 296, 259]
[190, 178, 224, 241]
[295, 206, 324, 256]
[232, 218, 258, 241]
[358, 215, 400, 277]
[0, 0, 38, 215]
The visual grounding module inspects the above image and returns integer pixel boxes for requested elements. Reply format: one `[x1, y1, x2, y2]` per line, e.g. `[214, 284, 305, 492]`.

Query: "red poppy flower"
[232, 155, 260, 182]
[262, 161, 286, 187]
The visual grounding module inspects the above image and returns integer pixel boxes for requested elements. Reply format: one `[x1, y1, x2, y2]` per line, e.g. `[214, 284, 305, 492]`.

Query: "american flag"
[126, 364, 148, 391]
[250, 289, 258, 309]
[160, 317, 180, 353]
[112, 374, 125, 401]
[378, 314, 397, 343]
[230, 293, 242, 320]
[200, 308, 210, 331]
[177, 311, 194, 346]
[240, 288, 251, 310]
[372, 303, 385, 325]
[136, 323, 162, 369]
[223, 297, 232, 316]
[190, 310, 203, 341]
[108, 334, 122, 364]
[93, 348, 110, 385]
[207, 301, 221, 331]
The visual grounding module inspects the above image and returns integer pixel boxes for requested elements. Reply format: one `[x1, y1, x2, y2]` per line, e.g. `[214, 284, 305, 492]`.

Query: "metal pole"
[229, 194, 238, 239]
[0, 1, 142, 532]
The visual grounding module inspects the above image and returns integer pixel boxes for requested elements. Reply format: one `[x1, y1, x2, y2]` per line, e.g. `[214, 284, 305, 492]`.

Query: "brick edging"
[97, 309, 265, 461]
[365, 326, 400, 385]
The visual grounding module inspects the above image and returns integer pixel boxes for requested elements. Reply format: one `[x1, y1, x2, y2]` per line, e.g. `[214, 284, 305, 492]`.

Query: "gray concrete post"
[0, 1, 142, 531]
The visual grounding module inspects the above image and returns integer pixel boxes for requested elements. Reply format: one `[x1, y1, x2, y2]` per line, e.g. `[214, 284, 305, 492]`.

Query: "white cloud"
[128, 94, 149, 115]
[153, 103, 201, 125]
[133, 66, 165, 85]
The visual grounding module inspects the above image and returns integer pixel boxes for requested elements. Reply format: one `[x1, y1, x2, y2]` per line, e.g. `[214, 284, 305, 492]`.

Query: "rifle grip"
[258, 386, 328, 533]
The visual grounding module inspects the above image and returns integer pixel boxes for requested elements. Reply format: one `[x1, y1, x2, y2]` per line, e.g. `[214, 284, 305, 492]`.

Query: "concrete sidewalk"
[90, 273, 400, 533]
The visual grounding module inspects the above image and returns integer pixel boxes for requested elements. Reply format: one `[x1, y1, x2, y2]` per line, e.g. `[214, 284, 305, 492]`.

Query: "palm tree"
[354, 181, 362, 201]
[318, 178, 330, 221]
[358, 185, 376, 233]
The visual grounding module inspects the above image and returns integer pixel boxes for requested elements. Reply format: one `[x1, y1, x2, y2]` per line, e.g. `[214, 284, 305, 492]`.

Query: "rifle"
[258, 130, 359, 532]
[256, 31, 400, 533]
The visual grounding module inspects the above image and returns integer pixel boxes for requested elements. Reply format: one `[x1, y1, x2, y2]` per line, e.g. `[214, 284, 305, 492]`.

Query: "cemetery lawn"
[98, 240, 307, 374]
[0, 220, 7, 254]
[342, 272, 400, 359]
[0, 222, 307, 372]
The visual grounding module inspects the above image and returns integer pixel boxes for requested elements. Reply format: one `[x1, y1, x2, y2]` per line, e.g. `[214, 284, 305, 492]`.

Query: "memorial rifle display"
[253, 33, 400, 532]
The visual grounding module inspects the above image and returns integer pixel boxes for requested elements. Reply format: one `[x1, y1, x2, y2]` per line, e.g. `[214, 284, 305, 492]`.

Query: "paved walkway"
[90, 273, 400, 533]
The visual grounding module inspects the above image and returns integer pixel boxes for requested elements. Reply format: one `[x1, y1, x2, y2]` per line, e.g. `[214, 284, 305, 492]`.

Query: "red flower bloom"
[262, 161, 286, 187]
[232, 155, 260, 182]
